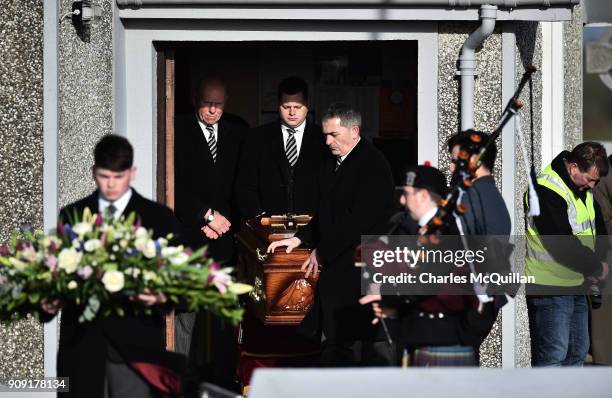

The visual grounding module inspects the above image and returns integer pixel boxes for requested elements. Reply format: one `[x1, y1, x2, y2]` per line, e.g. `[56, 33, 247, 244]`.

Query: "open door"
[156, 45, 176, 352]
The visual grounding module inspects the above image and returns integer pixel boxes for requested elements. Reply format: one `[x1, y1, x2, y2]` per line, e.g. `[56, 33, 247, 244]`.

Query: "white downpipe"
[458, 4, 498, 131]
[541, 21, 564, 167]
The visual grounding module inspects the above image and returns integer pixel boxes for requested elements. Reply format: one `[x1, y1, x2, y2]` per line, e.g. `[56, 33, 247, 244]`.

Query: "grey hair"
[321, 102, 362, 128]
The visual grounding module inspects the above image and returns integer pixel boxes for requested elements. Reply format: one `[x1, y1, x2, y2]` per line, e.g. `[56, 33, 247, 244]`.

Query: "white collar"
[339, 136, 361, 162]
[282, 121, 306, 135]
[99, 188, 132, 219]
[418, 206, 439, 227]
[197, 117, 218, 137]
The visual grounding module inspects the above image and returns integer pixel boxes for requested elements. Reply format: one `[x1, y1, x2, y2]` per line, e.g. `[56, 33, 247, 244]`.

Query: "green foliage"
[0, 209, 250, 326]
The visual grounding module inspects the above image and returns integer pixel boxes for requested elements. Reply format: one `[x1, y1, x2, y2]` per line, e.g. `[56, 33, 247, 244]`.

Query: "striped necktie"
[335, 156, 342, 172]
[206, 125, 217, 162]
[285, 128, 298, 167]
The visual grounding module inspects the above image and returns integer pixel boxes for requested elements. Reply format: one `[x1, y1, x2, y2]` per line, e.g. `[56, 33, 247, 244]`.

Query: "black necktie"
[285, 128, 298, 167]
[335, 156, 342, 172]
[107, 203, 117, 219]
[206, 125, 217, 162]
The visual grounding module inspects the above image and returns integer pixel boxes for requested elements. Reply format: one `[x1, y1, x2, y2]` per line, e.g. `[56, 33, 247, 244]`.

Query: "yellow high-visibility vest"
[525, 163, 596, 286]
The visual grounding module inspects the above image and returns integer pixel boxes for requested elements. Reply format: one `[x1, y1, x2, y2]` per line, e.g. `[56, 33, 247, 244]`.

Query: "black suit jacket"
[174, 113, 245, 262]
[56, 189, 183, 398]
[295, 139, 395, 343]
[235, 120, 329, 219]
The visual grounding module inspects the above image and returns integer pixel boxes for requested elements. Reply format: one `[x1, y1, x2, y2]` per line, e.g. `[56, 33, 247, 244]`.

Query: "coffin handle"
[256, 248, 268, 262]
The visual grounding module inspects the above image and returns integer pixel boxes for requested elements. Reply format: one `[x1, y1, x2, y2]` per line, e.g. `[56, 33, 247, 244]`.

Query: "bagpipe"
[418, 65, 538, 304]
[420, 64, 537, 241]
[358, 65, 538, 307]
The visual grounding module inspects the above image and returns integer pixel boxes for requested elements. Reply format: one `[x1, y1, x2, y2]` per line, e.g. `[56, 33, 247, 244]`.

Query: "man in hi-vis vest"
[526, 141, 609, 366]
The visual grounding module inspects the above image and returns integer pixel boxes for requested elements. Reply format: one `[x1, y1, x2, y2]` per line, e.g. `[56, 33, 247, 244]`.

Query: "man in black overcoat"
[173, 77, 246, 392]
[174, 76, 245, 262]
[54, 135, 184, 398]
[268, 103, 395, 366]
[235, 76, 328, 219]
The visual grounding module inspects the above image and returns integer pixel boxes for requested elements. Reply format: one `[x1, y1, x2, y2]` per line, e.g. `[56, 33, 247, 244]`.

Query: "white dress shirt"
[99, 188, 132, 220]
[197, 118, 218, 143]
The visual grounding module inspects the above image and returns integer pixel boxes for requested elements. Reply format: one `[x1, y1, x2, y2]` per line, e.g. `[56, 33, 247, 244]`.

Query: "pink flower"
[207, 263, 231, 294]
[94, 214, 103, 227]
[78, 265, 93, 279]
[0, 243, 9, 257]
[49, 240, 58, 253]
[45, 255, 58, 271]
[210, 270, 232, 294]
[209, 261, 220, 273]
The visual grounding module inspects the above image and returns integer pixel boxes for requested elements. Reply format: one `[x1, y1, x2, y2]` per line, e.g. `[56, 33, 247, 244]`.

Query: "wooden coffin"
[237, 214, 318, 325]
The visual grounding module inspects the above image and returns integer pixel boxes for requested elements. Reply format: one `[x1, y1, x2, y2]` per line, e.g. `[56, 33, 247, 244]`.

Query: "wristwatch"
[205, 209, 215, 224]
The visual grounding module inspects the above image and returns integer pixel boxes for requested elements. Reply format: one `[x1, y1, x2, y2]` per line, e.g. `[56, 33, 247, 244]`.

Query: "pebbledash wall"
[0, 0, 45, 380]
[0, 0, 584, 376]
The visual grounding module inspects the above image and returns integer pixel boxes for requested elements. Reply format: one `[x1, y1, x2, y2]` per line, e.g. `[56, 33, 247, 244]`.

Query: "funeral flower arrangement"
[0, 209, 251, 325]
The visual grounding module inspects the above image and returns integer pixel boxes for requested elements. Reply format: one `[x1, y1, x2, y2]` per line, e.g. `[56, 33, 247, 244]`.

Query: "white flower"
[161, 246, 181, 258]
[143, 240, 157, 259]
[43, 236, 61, 249]
[112, 245, 119, 252]
[57, 248, 82, 274]
[134, 237, 147, 252]
[84, 239, 102, 252]
[67, 280, 78, 290]
[156, 237, 168, 248]
[9, 258, 27, 271]
[119, 239, 128, 248]
[72, 239, 81, 248]
[102, 270, 125, 293]
[72, 222, 92, 237]
[124, 267, 141, 278]
[143, 270, 157, 282]
[21, 246, 40, 263]
[135, 227, 148, 239]
[169, 252, 189, 265]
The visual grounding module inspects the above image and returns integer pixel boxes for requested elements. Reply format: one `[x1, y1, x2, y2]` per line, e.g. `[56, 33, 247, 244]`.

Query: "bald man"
[174, 76, 246, 392]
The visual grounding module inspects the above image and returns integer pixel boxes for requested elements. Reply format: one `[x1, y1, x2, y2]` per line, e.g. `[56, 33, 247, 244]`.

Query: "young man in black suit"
[173, 77, 245, 392]
[268, 103, 396, 366]
[54, 135, 184, 398]
[236, 76, 328, 219]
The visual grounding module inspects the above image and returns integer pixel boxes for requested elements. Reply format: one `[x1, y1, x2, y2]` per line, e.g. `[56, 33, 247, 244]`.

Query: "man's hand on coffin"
[129, 288, 167, 306]
[267, 236, 302, 254]
[301, 249, 321, 279]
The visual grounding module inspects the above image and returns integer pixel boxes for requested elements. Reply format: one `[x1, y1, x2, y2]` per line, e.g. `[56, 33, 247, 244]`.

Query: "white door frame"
[115, 19, 440, 197]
